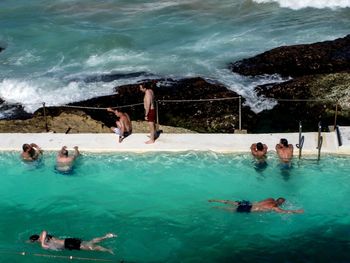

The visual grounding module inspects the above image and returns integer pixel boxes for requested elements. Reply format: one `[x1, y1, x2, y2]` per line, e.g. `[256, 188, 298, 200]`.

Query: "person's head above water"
[29, 234, 39, 242]
[256, 142, 264, 151]
[276, 197, 286, 206]
[280, 138, 288, 147]
[59, 146, 69, 157]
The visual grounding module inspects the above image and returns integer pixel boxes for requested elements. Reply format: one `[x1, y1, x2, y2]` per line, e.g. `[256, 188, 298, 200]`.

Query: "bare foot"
[145, 140, 155, 144]
[105, 233, 117, 238]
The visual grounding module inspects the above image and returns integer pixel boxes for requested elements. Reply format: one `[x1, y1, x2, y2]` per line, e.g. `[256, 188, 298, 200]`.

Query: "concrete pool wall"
[1, 126, 350, 155]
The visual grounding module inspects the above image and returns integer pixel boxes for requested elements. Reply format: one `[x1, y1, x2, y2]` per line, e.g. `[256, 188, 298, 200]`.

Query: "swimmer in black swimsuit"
[208, 198, 304, 214]
[29, 230, 117, 254]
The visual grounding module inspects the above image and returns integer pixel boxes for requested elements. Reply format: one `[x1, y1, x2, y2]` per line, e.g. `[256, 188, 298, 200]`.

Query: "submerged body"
[29, 230, 116, 254]
[208, 198, 304, 214]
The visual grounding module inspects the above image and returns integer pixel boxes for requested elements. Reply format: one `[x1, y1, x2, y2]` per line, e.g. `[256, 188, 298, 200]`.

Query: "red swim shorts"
[147, 109, 156, 122]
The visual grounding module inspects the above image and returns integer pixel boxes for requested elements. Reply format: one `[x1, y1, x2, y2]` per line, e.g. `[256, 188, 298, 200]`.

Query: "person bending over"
[208, 197, 303, 214]
[29, 230, 116, 254]
[107, 107, 132, 143]
[21, 143, 43, 161]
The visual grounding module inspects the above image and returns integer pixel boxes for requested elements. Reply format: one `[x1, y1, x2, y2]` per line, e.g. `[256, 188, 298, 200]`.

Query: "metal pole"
[238, 96, 241, 131]
[333, 101, 338, 130]
[317, 121, 322, 162]
[42, 102, 49, 132]
[298, 121, 302, 159]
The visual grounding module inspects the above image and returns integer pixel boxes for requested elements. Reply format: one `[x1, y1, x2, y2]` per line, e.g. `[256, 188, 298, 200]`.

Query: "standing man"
[107, 107, 132, 143]
[276, 138, 294, 165]
[140, 84, 156, 144]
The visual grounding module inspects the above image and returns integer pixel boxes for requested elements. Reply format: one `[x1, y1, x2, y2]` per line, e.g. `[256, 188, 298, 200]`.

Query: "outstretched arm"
[73, 146, 80, 159]
[273, 207, 304, 214]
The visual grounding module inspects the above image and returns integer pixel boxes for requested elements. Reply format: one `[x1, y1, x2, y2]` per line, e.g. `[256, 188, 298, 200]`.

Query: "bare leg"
[145, 121, 155, 144]
[88, 233, 117, 244]
[208, 199, 239, 206]
[80, 243, 114, 254]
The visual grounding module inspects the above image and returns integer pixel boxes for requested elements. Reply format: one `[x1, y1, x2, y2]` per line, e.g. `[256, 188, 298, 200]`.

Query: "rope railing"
[28, 96, 340, 133]
[0, 250, 115, 262]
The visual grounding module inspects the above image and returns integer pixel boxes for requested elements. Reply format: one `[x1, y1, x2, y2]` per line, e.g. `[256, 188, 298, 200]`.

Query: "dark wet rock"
[0, 100, 32, 120]
[246, 73, 350, 133]
[37, 77, 245, 133]
[71, 71, 154, 83]
[0, 47, 4, 53]
[230, 35, 350, 77]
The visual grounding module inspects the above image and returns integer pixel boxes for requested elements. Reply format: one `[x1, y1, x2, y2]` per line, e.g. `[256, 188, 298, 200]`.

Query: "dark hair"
[29, 234, 39, 242]
[280, 138, 288, 147]
[62, 150, 68, 157]
[256, 142, 264, 151]
[276, 197, 286, 205]
[22, 144, 31, 151]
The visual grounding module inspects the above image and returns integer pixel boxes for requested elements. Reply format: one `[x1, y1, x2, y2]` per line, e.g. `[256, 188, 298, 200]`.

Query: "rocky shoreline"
[1, 35, 350, 133]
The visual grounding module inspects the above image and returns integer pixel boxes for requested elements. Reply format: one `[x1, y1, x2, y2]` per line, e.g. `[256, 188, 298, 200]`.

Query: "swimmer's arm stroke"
[40, 230, 50, 249]
[273, 207, 304, 214]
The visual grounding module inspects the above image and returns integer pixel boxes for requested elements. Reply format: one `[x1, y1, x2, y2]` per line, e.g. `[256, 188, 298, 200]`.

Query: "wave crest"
[253, 0, 350, 10]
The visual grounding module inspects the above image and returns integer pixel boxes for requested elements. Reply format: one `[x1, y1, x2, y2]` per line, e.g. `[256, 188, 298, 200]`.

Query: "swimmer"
[56, 146, 80, 173]
[21, 143, 43, 161]
[208, 197, 304, 214]
[29, 230, 116, 254]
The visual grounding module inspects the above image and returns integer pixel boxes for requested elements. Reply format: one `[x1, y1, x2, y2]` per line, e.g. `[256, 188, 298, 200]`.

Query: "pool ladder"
[296, 121, 304, 159]
[296, 121, 323, 162]
[317, 121, 323, 162]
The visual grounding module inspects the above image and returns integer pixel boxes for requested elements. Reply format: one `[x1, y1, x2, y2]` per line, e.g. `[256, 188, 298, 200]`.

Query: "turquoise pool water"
[0, 151, 349, 262]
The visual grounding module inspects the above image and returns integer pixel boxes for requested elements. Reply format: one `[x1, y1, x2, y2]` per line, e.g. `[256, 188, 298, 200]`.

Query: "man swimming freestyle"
[208, 197, 304, 214]
[29, 230, 116, 254]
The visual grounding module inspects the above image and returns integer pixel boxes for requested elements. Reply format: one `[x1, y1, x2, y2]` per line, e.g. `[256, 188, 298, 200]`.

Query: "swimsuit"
[64, 238, 82, 250]
[236, 200, 253, 213]
[113, 128, 132, 138]
[147, 108, 156, 122]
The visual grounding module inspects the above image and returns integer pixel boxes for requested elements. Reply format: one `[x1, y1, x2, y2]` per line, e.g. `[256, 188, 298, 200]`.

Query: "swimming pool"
[0, 151, 349, 262]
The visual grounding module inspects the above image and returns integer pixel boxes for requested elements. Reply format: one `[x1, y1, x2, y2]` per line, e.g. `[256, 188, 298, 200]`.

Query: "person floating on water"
[208, 197, 304, 214]
[56, 146, 80, 173]
[21, 143, 43, 161]
[107, 107, 132, 143]
[29, 230, 116, 254]
[140, 83, 157, 144]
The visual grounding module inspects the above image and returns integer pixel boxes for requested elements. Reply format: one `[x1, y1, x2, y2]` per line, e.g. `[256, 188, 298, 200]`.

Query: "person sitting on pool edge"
[29, 230, 116, 254]
[21, 143, 43, 161]
[107, 107, 132, 143]
[56, 146, 80, 173]
[208, 197, 304, 214]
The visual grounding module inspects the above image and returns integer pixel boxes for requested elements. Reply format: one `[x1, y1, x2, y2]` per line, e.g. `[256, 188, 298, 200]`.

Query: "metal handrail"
[317, 121, 323, 162]
[296, 121, 304, 159]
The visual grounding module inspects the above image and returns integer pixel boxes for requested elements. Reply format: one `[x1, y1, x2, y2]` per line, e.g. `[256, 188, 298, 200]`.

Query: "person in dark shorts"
[208, 198, 303, 214]
[29, 230, 116, 254]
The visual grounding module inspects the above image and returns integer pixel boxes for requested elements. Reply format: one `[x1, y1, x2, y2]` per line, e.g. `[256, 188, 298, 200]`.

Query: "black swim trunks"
[236, 200, 252, 213]
[64, 238, 82, 250]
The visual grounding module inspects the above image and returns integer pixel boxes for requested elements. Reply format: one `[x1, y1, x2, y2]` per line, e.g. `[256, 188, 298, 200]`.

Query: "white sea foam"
[212, 69, 289, 113]
[253, 0, 350, 10]
[0, 77, 136, 113]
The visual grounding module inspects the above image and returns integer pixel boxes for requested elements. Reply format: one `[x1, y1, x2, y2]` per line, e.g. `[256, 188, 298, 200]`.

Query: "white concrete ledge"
[1, 130, 350, 154]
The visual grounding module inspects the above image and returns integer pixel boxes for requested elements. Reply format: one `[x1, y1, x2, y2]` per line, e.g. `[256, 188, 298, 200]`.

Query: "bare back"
[144, 89, 155, 111]
[276, 144, 293, 163]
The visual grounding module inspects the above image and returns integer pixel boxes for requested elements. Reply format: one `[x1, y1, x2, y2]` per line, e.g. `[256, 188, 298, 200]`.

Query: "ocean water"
[0, 0, 350, 117]
[0, 151, 349, 262]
